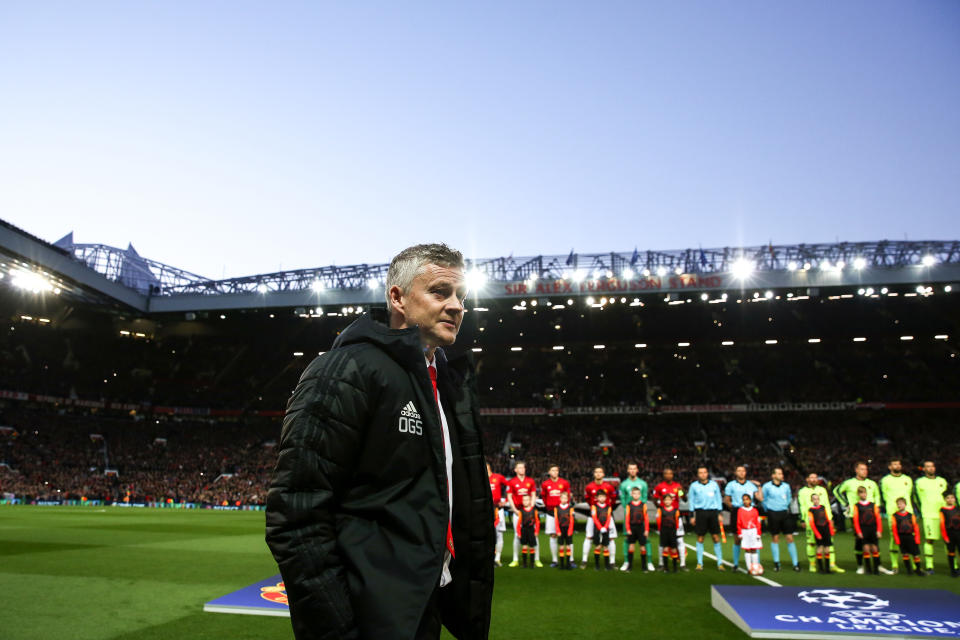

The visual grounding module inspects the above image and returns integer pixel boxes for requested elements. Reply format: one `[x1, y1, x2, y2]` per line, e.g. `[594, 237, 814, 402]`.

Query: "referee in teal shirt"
[689, 466, 725, 570]
[758, 467, 800, 571]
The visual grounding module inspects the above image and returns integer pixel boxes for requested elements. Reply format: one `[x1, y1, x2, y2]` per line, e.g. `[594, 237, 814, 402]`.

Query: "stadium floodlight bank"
[2, 219, 958, 312]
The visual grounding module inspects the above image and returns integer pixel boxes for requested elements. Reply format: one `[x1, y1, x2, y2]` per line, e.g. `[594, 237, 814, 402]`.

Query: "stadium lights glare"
[900, 336, 914, 341]
[530, 300, 538, 307]
[935, 334, 948, 340]
[593, 344, 605, 349]
[621, 267, 634, 279]
[803, 262, 812, 271]
[642, 268, 651, 277]
[293, 352, 304, 357]
[721, 340, 735, 346]
[257, 283, 268, 293]
[471, 347, 482, 352]
[552, 345, 564, 350]
[674, 266, 682, 275]
[677, 342, 690, 347]
[219, 314, 226, 320]
[946, 285, 953, 293]
[11, 269, 54, 293]
[466, 269, 488, 290]
[881, 287, 889, 294]
[808, 338, 821, 343]
[853, 337, 867, 342]
[853, 257, 867, 270]
[865, 288, 874, 296]
[605, 270, 613, 279]
[700, 293, 709, 301]
[510, 347, 522, 351]
[764, 291, 774, 299]
[567, 299, 574, 305]
[836, 261, 846, 270]
[765, 339, 778, 345]
[857, 288, 865, 295]
[730, 258, 754, 279]
[634, 343, 648, 349]
[586, 296, 595, 305]
[367, 278, 379, 289]
[787, 261, 798, 271]
[311, 280, 324, 292]
[656, 266, 668, 277]
[572, 270, 586, 283]
[921, 255, 936, 267]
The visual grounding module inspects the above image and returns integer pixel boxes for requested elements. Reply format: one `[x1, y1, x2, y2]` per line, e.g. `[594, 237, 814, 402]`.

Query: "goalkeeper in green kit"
[880, 458, 914, 572]
[834, 461, 885, 574]
[915, 460, 948, 574]
[619, 462, 653, 571]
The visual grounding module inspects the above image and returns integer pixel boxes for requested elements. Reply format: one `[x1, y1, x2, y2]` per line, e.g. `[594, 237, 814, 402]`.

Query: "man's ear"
[387, 285, 405, 326]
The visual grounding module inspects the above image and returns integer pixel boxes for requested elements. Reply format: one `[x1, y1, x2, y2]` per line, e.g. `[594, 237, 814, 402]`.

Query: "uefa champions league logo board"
[203, 575, 290, 617]
[712, 585, 960, 638]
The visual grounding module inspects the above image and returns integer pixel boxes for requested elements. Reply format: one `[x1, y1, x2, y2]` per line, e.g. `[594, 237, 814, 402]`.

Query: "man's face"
[515, 463, 525, 477]
[856, 463, 868, 480]
[627, 463, 638, 478]
[662, 469, 673, 483]
[889, 460, 902, 475]
[924, 461, 936, 476]
[392, 264, 466, 349]
[549, 466, 559, 480]
[594, 468, 604, 482]
[697, 468, 708, 482]
[806, 473, 818, 487]
[772, 468, 784, 483]
[735, 466, 746, 482]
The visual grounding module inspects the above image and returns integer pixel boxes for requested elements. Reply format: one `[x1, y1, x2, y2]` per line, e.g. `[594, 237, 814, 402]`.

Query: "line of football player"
[487, 460, 960, 577]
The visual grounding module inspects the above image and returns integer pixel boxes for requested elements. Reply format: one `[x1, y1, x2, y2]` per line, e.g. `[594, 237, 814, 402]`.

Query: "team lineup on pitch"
[489, 459, 960, 578]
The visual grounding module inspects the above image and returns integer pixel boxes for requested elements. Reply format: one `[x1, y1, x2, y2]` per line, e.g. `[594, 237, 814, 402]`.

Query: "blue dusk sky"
[1, 1, 958, 278]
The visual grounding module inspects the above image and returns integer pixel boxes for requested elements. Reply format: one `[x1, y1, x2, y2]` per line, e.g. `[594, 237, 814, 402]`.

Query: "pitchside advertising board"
[204, 575, 289, 617]
[712, 585, 960, 638]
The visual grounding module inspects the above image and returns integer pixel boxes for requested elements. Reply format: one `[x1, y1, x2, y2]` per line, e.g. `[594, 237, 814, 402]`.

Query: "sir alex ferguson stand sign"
[712, 585, 960, 638]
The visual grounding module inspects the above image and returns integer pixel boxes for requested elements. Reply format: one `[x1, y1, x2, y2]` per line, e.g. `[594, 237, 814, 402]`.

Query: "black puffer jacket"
[265, 312, 494, 640]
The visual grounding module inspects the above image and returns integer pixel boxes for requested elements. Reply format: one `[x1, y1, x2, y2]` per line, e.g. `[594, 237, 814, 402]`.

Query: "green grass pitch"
[2, 506, 959, 640]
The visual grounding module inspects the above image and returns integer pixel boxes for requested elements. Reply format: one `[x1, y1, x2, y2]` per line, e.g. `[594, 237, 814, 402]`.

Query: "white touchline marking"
[684, 542, 783, 587]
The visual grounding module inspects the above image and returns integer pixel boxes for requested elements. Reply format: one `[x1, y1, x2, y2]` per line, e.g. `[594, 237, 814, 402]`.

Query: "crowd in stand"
[3, 404, 957, 508]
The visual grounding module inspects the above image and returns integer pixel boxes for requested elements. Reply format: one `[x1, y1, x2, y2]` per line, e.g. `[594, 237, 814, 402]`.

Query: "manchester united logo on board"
[260, 581, 288, 605]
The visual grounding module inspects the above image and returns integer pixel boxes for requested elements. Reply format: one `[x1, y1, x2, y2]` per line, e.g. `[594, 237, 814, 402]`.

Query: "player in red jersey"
[506, 461, 541, 567]
[541, 464, 571, 567]
[582, 466, 618, 566]
[652, 468, 687, 569]
[487, 463, 507, 566]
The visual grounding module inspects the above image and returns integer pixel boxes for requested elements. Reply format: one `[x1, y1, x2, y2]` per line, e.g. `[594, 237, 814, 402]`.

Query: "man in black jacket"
[266, 243, 494, 640]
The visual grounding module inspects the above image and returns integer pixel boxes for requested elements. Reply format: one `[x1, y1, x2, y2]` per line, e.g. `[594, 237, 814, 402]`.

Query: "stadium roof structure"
[2, 218, 959, 313]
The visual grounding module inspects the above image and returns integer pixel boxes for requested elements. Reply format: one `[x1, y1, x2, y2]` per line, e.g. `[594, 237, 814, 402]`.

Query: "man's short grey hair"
[385, 243, 465, 310]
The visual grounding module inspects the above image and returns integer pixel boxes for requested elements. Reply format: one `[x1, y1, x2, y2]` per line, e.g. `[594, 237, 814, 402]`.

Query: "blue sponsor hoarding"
[712, 585, 960, 638]
[204, 575, 290, 617]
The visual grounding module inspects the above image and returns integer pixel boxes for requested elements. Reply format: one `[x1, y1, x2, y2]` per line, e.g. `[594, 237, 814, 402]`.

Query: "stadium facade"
[2, 218, 958, 313]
